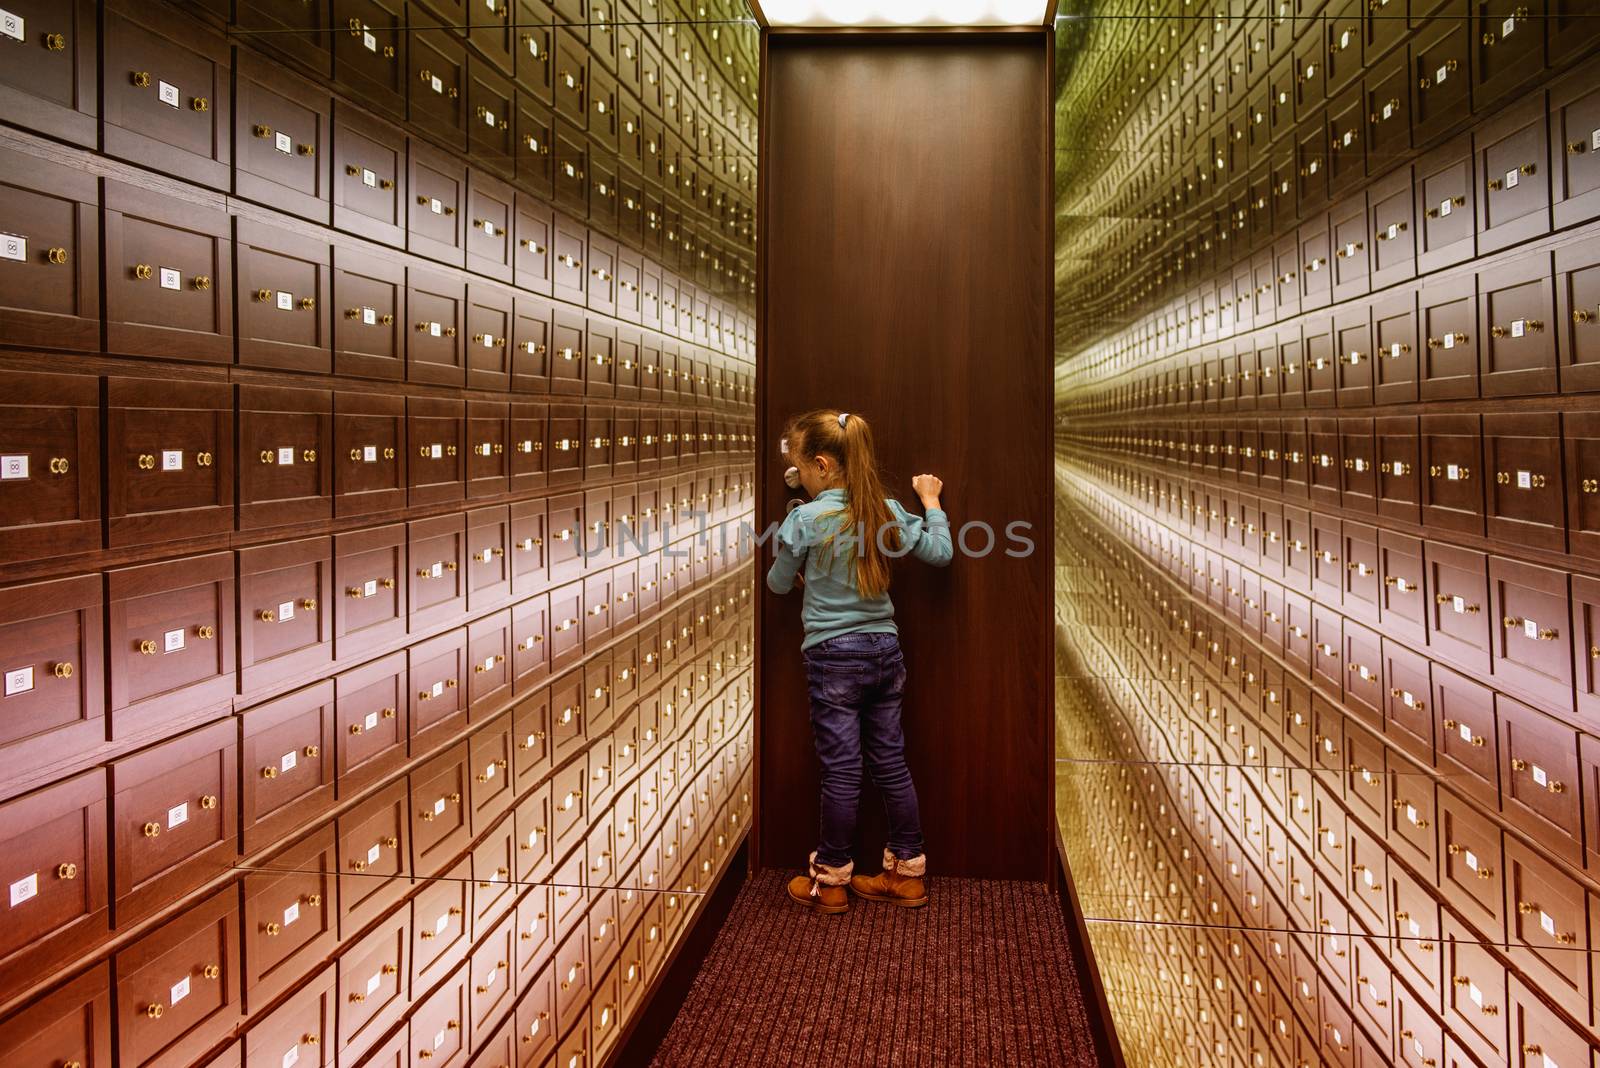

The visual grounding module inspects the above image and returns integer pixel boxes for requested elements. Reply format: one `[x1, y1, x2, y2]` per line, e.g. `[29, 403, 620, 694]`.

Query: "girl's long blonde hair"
[783, 410, 900, 599]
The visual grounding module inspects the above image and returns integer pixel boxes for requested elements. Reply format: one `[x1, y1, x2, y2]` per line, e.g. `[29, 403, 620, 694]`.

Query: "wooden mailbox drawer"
[113, 887, 241, 1068]
[107, 377, 233, 549]
[0, 370, 100, 563]
[238, 680, 335, 855]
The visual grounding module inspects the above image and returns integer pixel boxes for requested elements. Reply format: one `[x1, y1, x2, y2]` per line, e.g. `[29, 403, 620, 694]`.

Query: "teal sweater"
[765, 488, 953, 650]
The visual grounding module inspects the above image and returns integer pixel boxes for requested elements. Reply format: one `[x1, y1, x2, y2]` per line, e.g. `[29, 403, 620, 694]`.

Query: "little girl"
[766, 409, 953, 913]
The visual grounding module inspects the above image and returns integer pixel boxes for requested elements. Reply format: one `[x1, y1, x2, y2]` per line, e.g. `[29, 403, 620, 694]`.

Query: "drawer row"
[2, 0, 759, 293]
[1064, 448, 1600, 725]
[1, 513, 754, 783]
[1067, 407, 1600, 559]
[1053, 479, 1600, 1068]
[0, 368, 753, 564]
[1086, 228, 1600, 413]
[0, 701, 754, 1068]
[1, 148, 756, 385]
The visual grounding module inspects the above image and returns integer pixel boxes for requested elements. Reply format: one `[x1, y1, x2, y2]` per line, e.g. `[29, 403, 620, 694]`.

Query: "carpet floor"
[650, 870, 1104, 1067]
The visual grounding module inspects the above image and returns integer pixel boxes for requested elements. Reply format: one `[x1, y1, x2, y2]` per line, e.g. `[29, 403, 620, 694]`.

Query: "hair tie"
[838, 412, 849, 428]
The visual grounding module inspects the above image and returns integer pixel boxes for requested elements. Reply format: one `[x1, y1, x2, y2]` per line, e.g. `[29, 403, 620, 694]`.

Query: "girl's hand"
[912, 473, 943, 508]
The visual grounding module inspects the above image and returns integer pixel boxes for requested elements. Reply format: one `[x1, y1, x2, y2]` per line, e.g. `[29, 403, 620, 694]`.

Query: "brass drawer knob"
[200, 794, 217, 808]
[57, 862, 78, 879]
[304, 745, 319, 757]
[46, 246, 68, 264]
[261, 765, 278, 779]
[138, 639, 158, 655]
[191, 97, 208, 112]
[192, 275, 211, 290]
[260, 609, 277, 623]
[131, 70, 151, 87]
[195, 625, 215, 640]
[264, 922, 281, 936]
[142, 822, 161, 838]
[145, 1003, 164, 1018]
[53, 661, 74, 678]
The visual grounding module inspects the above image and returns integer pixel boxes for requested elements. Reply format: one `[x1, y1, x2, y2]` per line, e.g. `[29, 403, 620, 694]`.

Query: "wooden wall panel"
[758, 35, 1052, 880]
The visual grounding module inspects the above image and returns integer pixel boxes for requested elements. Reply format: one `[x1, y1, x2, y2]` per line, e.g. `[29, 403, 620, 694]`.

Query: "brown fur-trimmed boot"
[786, 852, 852, 914]
[849, 849, 928, 907]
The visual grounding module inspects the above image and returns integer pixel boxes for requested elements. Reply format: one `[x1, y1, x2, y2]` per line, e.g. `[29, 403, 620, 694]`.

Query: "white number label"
[158, 81, 181, 108]
[276, 291, 294, 311]
[1438, 197, 1452, 218]
[363, 710, 379, 730]
[434, 911, 449, 934]
[1452, 595, 1466, 614]
[0, 455, 26, 480]
[483, 220, 497, 236]
[1435, 64, 1449, 84]
[1405, 803, 1418, 825]
[433, 1029, 447, 1050]
[361, 167, 376, 187]
[168, 802, 188, 829]
[278, 446, 295, 465]
[429, 561, 443, 578]
[170, 976, 190, 1006]
[482, 108, 497, 127]
[363, 579, 378, 598]
[9, 872, 37, 907]
[1524, 618, 1539, 639]
[429, 74, 443, 94]
[280, 749, 297, 773]
[1532, 763, 1547, 786]
[1445, 463, 1462, 479]
[1464, 849, 1479, 872]
[1505, 168, 1519, 189]
[1503, 15, 1516, 35]
[162, 450, 184, 471]
[0, 233, 24, 262]
[429, 321, 442, 337]
[282, 1046, 300, 1068]
[1517, 469, 1532, 489]
[363, 445, 377, 462]
[483, 760, 496, 778]
[429, 197, 443, 215]
[164, 628, 186, 653]
[362, 306, 377, 325]
[283, 901, 299, 926]
[1593, 129, 1600, 152]
[366, 843, 381, 865]
[1467, 980, 1482, 1006]
[362, 30, 377, 52]
[366, 972, 382, 995]
[1381, 102, 1394, 121]
[274, 131, 293, 154]
[1511, 318, 1526, 338]
[429, 443, 443, 458]
[160, 267, 182, 290]
[1458, 721, 1473, 742]
[0, 10, 23, 41]
[1442, 332, 1456, 349]
[278, 600, 296, 622]
[3, 667, 33, 697]
[432, 796, 446, 815]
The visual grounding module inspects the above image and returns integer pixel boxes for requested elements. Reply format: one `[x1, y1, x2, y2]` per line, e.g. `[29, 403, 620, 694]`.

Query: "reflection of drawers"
[0, 770, 108, 1002]
[336, 777, 410, 936]
[0, 962, 112, 1067]
[240, 823, 336, 1012]
[411, 742, 472, 876]
[515, 959, 558, 1065]
[114, 887, 241, 1068]
[411, 859, 471, 990]
[472, 817, 517, 934]
[239, 681, 335, 853]
[0, 574, 105, 775]
[469, 913, 516, 1038]
[335, 905, 409, 1062]
[242, 964, 333, 1068]
[1442, 913, 1509, 1066]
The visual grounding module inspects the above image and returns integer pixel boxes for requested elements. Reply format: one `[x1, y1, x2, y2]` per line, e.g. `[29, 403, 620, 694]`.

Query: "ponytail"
[782, 409, 900, 598]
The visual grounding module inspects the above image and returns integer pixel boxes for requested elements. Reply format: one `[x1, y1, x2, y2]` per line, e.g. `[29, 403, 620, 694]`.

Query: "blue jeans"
[803, 632, 926, 868]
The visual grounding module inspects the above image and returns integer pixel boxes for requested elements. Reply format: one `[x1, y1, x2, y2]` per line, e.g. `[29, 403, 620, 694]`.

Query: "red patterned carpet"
[651, 870, 1105, 1066]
